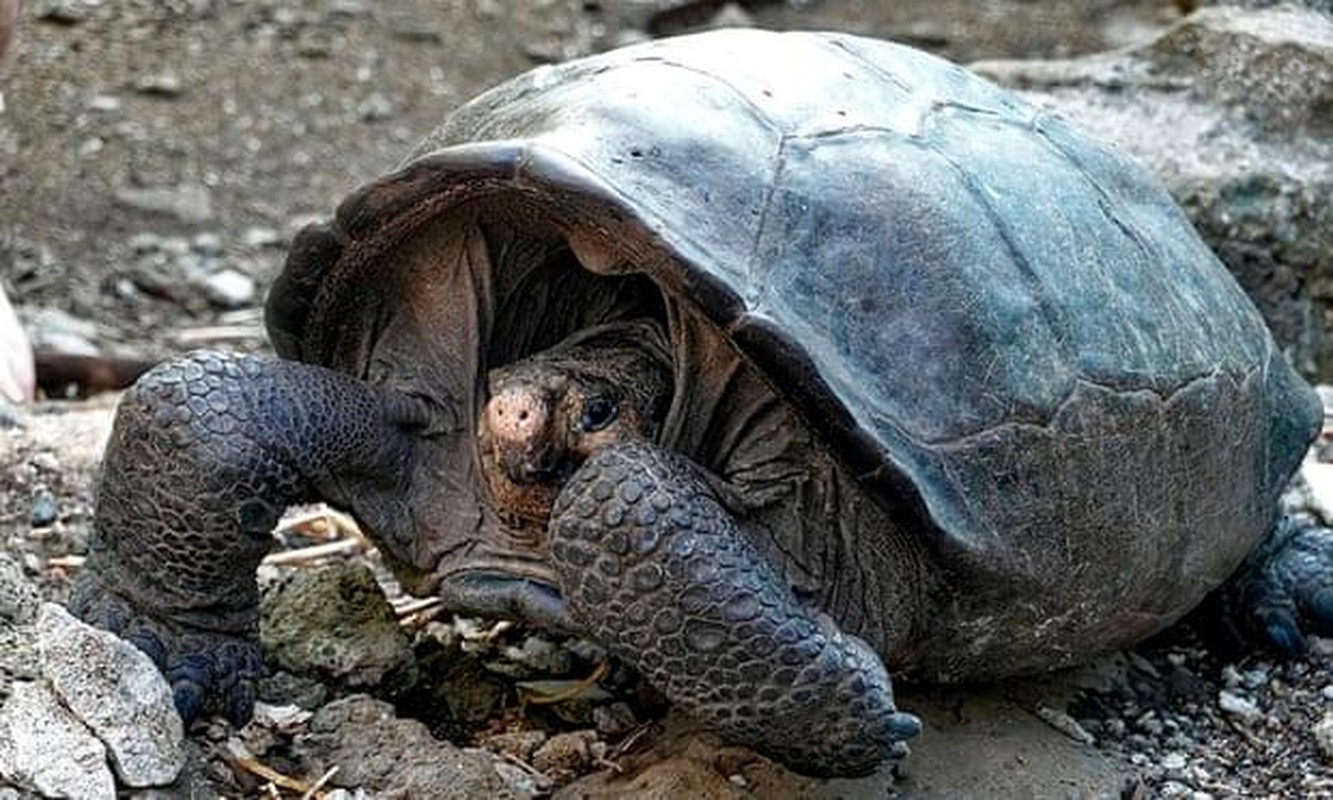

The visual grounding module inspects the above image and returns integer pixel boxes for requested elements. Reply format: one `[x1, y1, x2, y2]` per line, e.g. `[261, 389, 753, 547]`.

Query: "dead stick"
[524, 661, 611, 706]
[262, 538, 362, 566]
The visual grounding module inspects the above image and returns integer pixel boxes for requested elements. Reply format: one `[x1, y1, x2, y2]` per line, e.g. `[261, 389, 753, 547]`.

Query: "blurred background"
[0, 0, 1216, 397]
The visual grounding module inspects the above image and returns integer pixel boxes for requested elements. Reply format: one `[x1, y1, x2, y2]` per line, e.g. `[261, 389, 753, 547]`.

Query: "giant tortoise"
[71, 29, 1332, 776]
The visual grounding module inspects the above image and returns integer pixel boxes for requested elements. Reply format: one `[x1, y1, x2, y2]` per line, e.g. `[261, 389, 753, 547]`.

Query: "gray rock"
[1217, 689, 1262, 722]
[87, 94, 122, 113]
[30, 0, 93, 24]
[0, 555, 40, 625]
[240, 226, 282, 248]
[260, 563, 414, 689]
[593, 701, 638, 737]
[29, 486, 57, 528]
[257, 669, 329, 710]
[37, 604, 185, 787]
[198, 269, 256, 309]
[114, 184, 214, 224]
[296, 695, 520, 798]
[357, 92, 395, 122]
[0, 680, 116, 800]
[190, 232, 223, 256]
[497, 635, 573, 677]
[531, 730, 596, 779]
[973, 5, 1333, 379]
[0, 556, 41, 704]
[1161, 751, 1188, 772]
[1315, 711, 1333, 761]
[133, 70, 184, 98]
[23, 306, 99, 357]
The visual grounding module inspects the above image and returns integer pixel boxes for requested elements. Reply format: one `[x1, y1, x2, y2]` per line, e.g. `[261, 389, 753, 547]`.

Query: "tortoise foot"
[550, 441, 919, 777]
[70, 572, 261, 726]
[70, 350, 435, 725]
[1221, 514, 1333, 654]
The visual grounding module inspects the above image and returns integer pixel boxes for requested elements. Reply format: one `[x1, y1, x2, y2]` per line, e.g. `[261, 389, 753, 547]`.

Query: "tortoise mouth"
[433, 569, 573, 632]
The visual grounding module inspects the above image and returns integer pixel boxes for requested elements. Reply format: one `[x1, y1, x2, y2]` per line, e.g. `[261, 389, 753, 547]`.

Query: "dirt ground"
[5, 1, 1332, 799]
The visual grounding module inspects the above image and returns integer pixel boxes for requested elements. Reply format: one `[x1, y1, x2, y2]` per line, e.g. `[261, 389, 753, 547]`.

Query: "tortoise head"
[479, 321, 674, 525]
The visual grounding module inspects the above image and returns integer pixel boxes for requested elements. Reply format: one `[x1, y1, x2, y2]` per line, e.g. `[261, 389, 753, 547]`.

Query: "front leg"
[549, 441, 920, 777]
[70, 350, 434, 725]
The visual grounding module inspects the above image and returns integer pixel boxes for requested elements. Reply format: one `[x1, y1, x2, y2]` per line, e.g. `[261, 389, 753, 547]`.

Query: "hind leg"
[1218, 513, 1333, 654]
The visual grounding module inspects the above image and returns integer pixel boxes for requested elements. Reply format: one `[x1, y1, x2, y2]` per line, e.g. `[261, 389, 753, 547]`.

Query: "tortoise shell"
[267, 29, 1319, 671]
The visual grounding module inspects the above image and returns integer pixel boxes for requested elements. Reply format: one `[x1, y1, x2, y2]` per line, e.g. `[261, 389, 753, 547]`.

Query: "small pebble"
[1161, 751, 1187, 771]
[241, 226, 282, 248]
[357, 92, 395, 122]
[531, 730, 596, 777]
[201, 269, 257, 309]
[592, 701, 637, 737]
[1315, 711, 1333, 761]
[481, 730, 547, 760]
[1241, 668, 1270, 690]
[1035, 705, 1094, 745]
[191, 232, 223, 256]
[134, 70, 183, 97]
[87, 94, 121, 112]
[1218, 689, 1262, 723]
[30, 487, 58, 527]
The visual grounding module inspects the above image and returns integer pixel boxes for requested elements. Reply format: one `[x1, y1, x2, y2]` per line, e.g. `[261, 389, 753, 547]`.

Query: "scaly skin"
[550, 441, 920, 777]
[1218, 513, 1333, 654]
[70, 350, 433, 724]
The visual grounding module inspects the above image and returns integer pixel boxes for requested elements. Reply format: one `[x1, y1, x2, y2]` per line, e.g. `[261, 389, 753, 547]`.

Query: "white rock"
[200, 269, 257, 309]
[24, 306, 100, 356]
[1315, 711, 1333, 761]
[0, 679, 116, 799]
[115, 184, 214, 224]
[1217, 689, 1262, 723]
[37, 603, 185, 787]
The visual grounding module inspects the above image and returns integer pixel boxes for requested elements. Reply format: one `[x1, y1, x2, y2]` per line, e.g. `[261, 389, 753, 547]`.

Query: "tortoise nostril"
[518, 410, 529, 422]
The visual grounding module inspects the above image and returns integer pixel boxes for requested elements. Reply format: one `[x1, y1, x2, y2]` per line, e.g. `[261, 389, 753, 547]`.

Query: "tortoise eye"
[581, 398, 618, 432]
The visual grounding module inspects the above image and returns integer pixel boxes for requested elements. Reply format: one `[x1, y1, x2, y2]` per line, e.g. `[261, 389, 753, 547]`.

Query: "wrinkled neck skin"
[360, 212, 667, 630]
[353, 212, 923, 655]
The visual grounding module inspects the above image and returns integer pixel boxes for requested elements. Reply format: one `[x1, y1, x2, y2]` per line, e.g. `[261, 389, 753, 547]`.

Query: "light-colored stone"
[1315, 711, 1333, 761]
[1217, 689, 1262, 723]
[199, 268, 257, 309]
[38, 603, 185, 787]
[0, 679, 116, 800]
[114, 184, 214, 224]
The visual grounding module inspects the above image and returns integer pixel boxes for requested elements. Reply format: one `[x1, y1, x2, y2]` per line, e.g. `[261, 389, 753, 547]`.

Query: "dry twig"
[262, 538, 364, 566]
[522, 661, 611, 706]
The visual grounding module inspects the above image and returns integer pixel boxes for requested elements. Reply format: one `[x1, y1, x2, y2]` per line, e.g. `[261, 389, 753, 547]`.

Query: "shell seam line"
[901, 363, 1259, 452]
[746, 133, 791, 306]
[822, 35, 915, 94]
[625, 56, 786, 140]
[920, 128, 1079, 368]
[1029, 113, 1163, 274]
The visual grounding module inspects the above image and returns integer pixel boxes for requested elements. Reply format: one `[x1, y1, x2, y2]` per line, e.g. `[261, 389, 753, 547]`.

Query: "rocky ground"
[3, 0, 1333, 798]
